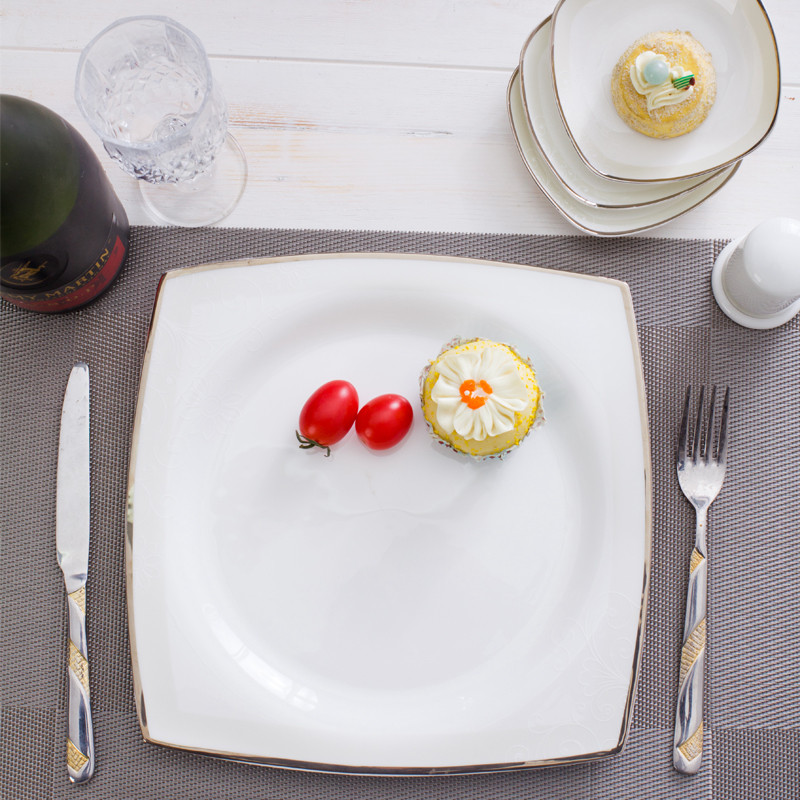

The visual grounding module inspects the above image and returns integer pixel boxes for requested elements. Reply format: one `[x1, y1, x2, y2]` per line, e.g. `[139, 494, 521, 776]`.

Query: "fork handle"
[673, 509, 707, 774]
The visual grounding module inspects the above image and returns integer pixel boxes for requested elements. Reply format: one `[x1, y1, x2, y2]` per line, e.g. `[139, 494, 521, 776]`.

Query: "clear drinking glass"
[75, 16, 247, 227]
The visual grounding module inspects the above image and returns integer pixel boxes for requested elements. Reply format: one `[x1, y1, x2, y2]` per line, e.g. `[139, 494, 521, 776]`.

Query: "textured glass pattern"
[76, 17, 227, 184]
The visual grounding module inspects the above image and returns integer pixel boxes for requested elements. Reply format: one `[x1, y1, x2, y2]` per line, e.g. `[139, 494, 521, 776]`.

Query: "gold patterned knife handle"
[66, 586, 94, 783]
[673, 508, 707, 774]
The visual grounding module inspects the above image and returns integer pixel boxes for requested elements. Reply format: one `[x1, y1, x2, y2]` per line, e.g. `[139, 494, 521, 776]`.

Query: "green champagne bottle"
[1, 95, 129, 313]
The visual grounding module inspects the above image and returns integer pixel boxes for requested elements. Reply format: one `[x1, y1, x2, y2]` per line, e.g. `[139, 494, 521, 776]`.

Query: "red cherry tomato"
[297, 380, 359, 456]
[355, 394, 414, 451]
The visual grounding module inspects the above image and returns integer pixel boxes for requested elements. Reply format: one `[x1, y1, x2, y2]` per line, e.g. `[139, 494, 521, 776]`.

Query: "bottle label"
[1, 255, 62, 289]
[1, 230, 127, 312]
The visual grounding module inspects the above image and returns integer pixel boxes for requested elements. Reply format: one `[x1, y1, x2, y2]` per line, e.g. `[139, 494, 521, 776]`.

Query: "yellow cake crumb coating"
[611, 30, 716, 139]
[420, 338, 543, 459]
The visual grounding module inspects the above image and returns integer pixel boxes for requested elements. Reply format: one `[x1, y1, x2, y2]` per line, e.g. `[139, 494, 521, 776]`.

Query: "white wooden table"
[2, 0, 798, 240]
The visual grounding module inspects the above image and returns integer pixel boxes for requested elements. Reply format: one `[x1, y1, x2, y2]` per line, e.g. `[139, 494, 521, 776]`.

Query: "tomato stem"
[295, 430, 331, 457]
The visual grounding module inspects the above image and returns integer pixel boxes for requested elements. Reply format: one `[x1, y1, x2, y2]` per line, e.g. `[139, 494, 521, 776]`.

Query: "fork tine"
[704, 386, 717, 462]
[716, 386, 730, 464]
[692, 386, 705, 463]
[677, 385, 691, 467]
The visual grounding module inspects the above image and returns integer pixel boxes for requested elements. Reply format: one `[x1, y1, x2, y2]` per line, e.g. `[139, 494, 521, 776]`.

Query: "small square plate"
[126, 255, 651, 774]
[519, 17, 733, 208]
[549, 0, 780, 181]
[509, 66, 739, 236]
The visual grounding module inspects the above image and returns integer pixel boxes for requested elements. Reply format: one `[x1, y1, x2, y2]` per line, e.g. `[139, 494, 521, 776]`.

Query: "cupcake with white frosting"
[420, 337, 544, 459]
[611, 30, 716, 139]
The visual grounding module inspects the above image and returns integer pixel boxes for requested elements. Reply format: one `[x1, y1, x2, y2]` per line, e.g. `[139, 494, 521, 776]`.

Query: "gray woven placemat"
[2, 226, 798, 800]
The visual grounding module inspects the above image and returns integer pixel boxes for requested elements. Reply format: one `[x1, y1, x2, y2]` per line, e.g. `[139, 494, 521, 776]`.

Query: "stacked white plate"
[508, 0, 781, 236]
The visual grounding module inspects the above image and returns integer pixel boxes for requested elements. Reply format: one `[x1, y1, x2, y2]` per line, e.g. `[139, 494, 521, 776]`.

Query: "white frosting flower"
[431, 345, 531, 441]
[631, 51, 694, 111]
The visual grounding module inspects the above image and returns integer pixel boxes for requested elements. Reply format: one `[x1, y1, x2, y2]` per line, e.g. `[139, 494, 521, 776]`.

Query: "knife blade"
[56, 362, 95, 784]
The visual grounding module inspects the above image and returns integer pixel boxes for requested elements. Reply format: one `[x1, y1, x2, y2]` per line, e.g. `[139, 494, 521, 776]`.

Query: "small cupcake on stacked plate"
[420, 337, 544, 459]
[611, 30, 716, 139]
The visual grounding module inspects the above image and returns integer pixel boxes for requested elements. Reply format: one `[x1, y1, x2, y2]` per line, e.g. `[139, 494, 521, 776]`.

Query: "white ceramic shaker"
[712, 217, 800, 329]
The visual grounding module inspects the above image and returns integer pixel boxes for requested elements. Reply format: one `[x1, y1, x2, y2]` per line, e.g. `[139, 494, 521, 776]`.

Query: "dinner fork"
[673, 385, 730, 775]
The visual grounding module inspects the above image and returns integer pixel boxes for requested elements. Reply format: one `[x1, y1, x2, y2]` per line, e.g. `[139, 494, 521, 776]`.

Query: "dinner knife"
[56, 363, 95, 784]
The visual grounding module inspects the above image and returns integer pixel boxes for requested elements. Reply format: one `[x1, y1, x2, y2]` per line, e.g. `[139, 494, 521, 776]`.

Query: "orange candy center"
[459, 379, 493, 409]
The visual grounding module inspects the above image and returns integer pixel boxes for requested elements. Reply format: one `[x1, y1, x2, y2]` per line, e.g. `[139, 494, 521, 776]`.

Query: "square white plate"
[549, 0, 780, 181]
[508, 67, 739, 236]
[519, 17, 732, 208]
[126, 255, 651, 774]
